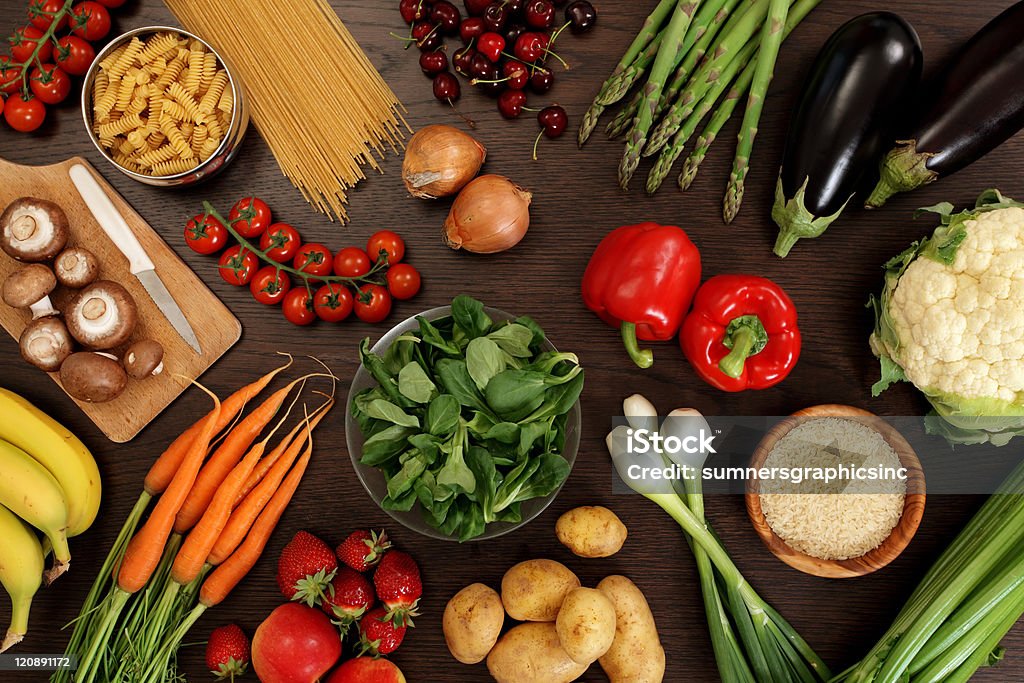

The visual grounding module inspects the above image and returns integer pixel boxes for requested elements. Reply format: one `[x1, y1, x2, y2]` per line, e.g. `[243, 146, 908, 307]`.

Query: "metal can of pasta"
[81, 25, 249, 187]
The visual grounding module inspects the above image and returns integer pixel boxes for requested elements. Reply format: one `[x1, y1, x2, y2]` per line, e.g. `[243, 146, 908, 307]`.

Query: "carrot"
[169, 391, 301, 586]
[201, 428, 314, 608]
[172, 372, 329, 534]
[210, 400, 333, 566]
[235, 395, 333, 505]
[119, 387, 222, 595]
[143, 355, 292, 496]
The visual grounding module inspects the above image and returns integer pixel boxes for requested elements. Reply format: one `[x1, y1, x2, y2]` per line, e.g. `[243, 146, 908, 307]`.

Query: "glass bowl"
[345, 305, 581, 542]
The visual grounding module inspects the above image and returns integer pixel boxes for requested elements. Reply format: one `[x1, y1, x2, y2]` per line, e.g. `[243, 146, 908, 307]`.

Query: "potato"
[486, 622, 588, 683]
[443, 583, 505, 664]
[501, 559, 580, 622]
[597, 575, 666, 683]
[555, 587, 617, 665]
[556, 506, 628, 558]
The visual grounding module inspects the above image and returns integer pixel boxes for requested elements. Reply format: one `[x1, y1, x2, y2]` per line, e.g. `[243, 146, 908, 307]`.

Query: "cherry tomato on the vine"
[0, 98, 5, 120]
[250, 266, 291, 305]
[282, 288, 317, 326]
[354, 284, 392, 323]
[70, 2, 111, 41]
[386, 263, 422, 300]
[4, 94, 46, 132]
[293, 243, 333, 281]
[29, 65, 70, 105]
[229, 197, 272, 239]
[28, 0, 68, 31]
[10, 25, 52, 63]
[184, 214, 228, 255]
[259, 223, 301, 263]
[0, 57, 22, 95]
[366, 230, 405, 265]
[54, 36, 95, 76]
[333, 246, 371, 278]
[217, 246, 259, 286]
[313, 283, 353, 322]
[93, 0, 127, 7]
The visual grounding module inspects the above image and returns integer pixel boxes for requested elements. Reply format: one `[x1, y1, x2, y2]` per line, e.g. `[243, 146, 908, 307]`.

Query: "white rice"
[758, 417, 906, 561]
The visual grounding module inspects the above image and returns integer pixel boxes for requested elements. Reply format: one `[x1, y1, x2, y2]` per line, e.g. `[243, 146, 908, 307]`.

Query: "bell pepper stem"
[621, 322, 654, 369]
[719, 315, 768, 379]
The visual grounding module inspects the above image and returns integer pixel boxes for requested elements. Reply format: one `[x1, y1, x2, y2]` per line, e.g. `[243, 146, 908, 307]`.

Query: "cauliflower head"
[871, 190, 1024, 445]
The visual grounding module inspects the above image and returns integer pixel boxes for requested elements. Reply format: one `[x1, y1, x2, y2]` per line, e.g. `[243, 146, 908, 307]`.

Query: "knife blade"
[69, 164, 202, 355]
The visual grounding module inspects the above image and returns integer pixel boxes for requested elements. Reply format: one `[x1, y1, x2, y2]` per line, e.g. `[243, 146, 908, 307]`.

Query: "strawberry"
[336, 529, 391, 572]
[205, 624, 250, 681]
[358, 606, 406, 656]
[276, 530, 338, 607]
[322, 566, 376, 635]
[372, 550, 421, 628]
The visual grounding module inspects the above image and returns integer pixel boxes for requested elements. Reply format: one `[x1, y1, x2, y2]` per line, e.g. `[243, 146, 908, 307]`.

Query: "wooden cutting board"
[0, 156, 241, 442]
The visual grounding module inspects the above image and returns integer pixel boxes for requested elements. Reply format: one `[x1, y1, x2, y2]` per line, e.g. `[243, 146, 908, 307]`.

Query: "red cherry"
[431, 1, 462, 35]
[477, 32, 505, 62]
[399, 0, 430, 23]
[525, 0, 556, 29]
[498, 89, 527, 118]
[464, 0, 490, 16]
[420, 50, 448, 75]
[453, 45, 477, 76]
[502, 60, 529, 90]
[433, 72, 461, 101]
[538, 104, 568, 137]
[459, 16, 485, 42]
[514, 32, 548, 62]
[530, 67, 553, 94]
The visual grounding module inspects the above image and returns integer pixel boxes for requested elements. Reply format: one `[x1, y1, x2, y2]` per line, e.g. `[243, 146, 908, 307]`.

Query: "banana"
[0, 387, 101, 537]
[0, 439, 71, 583]
[0, 503, 43, 653]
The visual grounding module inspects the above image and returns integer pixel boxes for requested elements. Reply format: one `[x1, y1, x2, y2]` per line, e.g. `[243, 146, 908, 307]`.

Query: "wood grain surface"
[1, 0, 1023, 681]
[0, 156, 240, 441]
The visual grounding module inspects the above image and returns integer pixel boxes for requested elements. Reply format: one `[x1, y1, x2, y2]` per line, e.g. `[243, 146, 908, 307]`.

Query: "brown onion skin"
[403, 125, 487, 199]
[444, 175, 532, 254]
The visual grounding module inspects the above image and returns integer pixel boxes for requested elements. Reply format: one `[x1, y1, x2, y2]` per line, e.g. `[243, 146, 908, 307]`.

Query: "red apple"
[327, 657, 406, 683]
[252, 603, 342, 683]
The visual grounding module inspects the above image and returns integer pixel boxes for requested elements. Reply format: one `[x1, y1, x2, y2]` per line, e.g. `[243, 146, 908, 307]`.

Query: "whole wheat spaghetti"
[163, 0, 407, 220]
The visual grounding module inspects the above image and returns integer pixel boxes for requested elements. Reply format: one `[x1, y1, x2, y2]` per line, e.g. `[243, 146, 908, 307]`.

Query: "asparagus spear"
[634, 0, 771, 185]
[646, 38, 756, 194]
[619, 1, 703, 190]
[606, 89, 644, 139]
[681, 0, 821, 190]
[723, 0, 789, 223]
[577, 0, 676, 146]
[645, 0, 749, 155]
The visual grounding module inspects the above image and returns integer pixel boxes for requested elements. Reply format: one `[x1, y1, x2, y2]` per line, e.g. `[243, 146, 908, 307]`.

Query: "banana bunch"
[0, 387, 102, 653]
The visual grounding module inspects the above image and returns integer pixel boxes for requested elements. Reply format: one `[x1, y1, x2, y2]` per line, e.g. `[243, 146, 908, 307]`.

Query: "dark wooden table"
[2, 1, 1023, 681]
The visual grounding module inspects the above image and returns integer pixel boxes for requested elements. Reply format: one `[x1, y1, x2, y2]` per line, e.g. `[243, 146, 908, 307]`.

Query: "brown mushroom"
[54, 247, 100, 288]
[123, 339, 164, 379]
[59, 352, 127, 402]
[19, 317, 74, 372]
[2, 264, 58, 318]
[65, 280, 138, 350]
[0, 197, 69, 262]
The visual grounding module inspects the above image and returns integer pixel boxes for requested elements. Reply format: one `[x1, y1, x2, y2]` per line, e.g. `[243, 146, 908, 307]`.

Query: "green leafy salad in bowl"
[347, 295, 583, 542]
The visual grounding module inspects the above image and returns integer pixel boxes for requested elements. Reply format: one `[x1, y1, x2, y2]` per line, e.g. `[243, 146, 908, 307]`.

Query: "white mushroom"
[0, 197, 69, 262]
[59, 352, 127, 403]
[19, 317, 74, 372]
[123, 339, 164, 379]
[2, 264, 58, 319]
[65, 280, 138, 350]
[54, 247, 100, 288]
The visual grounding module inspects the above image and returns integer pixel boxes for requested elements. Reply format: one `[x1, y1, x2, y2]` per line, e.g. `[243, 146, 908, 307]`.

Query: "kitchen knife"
[69, 164, 202, 355]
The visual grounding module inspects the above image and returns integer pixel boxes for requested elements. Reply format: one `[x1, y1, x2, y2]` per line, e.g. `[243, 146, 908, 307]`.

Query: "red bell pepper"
[582, 223, 701, 368]
[681, 274, 800, 392]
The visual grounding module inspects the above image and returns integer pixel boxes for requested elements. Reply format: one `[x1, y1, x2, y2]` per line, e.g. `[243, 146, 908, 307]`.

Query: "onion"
[403, 125, 487, 199]
[444, 175, 532, 254]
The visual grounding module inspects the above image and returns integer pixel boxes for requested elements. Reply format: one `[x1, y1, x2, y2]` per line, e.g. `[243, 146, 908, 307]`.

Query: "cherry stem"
[544, 47, 570, 70]
[532, 129, 544, 161]
[447, 99, 477, 129]
[202, 201, 388, 292]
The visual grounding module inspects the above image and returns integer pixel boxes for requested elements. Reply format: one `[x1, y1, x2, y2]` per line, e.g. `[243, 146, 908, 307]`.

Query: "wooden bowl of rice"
[745, 405, 925, 578]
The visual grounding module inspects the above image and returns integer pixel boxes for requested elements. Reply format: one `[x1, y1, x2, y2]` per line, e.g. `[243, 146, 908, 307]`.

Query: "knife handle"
[69, 164, 154, 274]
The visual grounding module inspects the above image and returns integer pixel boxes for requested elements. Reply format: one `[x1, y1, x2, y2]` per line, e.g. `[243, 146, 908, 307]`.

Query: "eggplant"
[866, 1, 1024, 208]
[772, 13, 922, 257]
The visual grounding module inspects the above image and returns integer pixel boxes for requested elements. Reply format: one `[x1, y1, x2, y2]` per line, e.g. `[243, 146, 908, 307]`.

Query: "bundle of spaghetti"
[163, 0, 407, 221]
